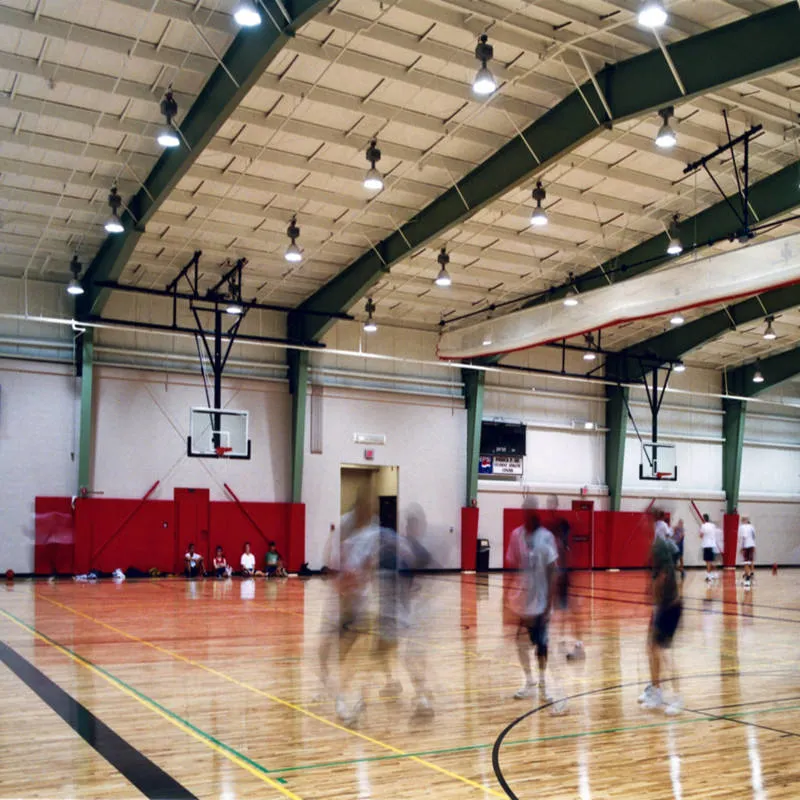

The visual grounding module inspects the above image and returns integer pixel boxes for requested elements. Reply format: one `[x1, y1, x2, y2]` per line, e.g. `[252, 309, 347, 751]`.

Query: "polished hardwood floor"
[1, 569, 799, 798]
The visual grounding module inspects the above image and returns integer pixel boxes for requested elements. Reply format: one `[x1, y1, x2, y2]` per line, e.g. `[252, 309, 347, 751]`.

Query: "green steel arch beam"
[290, 2, 800, 343]
[78, 0, 331, 317]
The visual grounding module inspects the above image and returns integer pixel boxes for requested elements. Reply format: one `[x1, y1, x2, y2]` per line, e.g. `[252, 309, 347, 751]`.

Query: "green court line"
[0, 608, 275, 780]
[264, 702, 800, 776]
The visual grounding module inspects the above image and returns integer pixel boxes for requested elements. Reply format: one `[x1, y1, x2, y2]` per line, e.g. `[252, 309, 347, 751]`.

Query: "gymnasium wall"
[0, 359, 77, 573]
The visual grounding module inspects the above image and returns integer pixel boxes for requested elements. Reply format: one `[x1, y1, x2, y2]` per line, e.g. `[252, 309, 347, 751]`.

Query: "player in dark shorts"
[639, 514, 683, 714]
[553, 514, 584, 661]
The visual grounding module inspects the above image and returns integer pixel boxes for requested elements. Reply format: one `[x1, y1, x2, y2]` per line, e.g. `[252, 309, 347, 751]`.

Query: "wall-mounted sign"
[478, 455, 523, 475]
[354, 433, 386, 445]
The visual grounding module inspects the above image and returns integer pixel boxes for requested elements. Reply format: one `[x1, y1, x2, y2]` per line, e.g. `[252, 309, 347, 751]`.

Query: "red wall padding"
[593, 511, 654, 568]
[461, 506, 479, 570]
[34, 497, 75, 574]
[502, 509, 593, 569]
[723, 513, 739, 568]
[47, 491, 306, 575]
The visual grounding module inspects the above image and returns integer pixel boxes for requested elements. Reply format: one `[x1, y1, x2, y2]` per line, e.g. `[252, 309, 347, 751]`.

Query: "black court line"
[491, 668, 800, 800]
[0, 639, 197, 800]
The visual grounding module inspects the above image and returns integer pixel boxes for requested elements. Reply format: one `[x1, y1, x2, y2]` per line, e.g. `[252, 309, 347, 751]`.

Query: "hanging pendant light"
[763, 316, 777, 340]
[434, 247, 452, 287]
[530, 181, 548, 227]
[563, 272, 579, 306]
[666, 214, 683, 255]
[582, 333, 597, 361]
[363, 140, 383, 192]
[655, 106, 676, 149]
[66, 254, 84, 296]
[472, 34, 497, 96]
[285, 216, 302, 263]
[156, 89, 180, 148]
[363, 297, 378, 332]
[638, 0, 667, 28]
[233, 1, 261, 26]
[104, 186, 124, 234]
[673, 360, 686, 373]
[752, 361, 765, 383]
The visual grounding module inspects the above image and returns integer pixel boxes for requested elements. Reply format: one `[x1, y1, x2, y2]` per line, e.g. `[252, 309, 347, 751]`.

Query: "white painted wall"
[91, 366, 291, 502]
[0, 359, 77, 573]
[303, 386, 465, 569]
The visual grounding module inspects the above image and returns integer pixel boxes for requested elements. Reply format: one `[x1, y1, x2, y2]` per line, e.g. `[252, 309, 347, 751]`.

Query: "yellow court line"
[0, 609, 302, 800]
[36, 594, 506, 798]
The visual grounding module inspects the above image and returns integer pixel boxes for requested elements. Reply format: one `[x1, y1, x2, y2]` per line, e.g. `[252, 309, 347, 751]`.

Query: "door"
[379, 495, 398, 532]
[570, 500, 594, 569]
[174, 488, 210, 571]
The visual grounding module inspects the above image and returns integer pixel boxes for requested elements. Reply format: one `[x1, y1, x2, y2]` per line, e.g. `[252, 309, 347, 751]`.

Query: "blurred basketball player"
[639, 509, 682, 714]
[738, 516, 756, 588]
[319, 490, 378, 725]
[699, 514, 718, 581]
[506, 498, 560, 703]
[672, 518, 685, 577]
[547, 495, 584, 661]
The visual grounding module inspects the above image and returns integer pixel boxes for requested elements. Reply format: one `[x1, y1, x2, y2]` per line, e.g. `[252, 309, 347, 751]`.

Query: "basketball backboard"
[188, 407, 250, 459]
[639, 441, 677, 481]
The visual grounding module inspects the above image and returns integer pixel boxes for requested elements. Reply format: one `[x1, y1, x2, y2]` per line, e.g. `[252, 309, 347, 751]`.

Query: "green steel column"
[722, 398, 747, 515]
[78, 330, 94, 494]
[289, 349, 309, 504]
[605, 384, 628, 512]
[463, 369, 485, 507]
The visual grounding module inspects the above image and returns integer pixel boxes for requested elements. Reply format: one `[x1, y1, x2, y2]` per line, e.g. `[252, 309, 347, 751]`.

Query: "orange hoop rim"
[215, 446, 233, 457]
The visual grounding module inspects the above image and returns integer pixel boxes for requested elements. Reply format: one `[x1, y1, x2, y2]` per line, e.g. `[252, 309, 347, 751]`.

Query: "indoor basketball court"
[1, 0, 800, 797]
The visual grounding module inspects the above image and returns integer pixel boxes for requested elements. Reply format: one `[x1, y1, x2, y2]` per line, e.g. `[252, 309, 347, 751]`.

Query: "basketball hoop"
[215, 446, 233, 458]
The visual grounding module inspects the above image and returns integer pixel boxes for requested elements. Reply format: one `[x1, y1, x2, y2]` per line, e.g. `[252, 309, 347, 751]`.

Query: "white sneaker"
[336, 695, 366, 726]
[566, 643, 585, 661]
[638, 684, 654, 703]
[664, 696, 682, 715]
[641, 687, 664, 710]
[513, 680, 537, 700]
[413, 694, 435, 717]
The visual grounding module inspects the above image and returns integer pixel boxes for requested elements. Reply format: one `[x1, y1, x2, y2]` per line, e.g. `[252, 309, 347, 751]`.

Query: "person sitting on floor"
[265, 541, 288, 578]
[212, 546, 231, 579]
[184, 543, 205, 578]
[240, 541, 257, 577]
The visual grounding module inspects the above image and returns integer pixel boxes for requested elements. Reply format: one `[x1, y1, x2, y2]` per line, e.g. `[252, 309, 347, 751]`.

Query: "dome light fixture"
[763, 315, 777, 340]
[472, 34, 497, 96]
[233, 1, 261, 27]
[156, 90, 180, 148]
[655, 106, 676, 149]
[666, 214, 683, 255]
[752, 361, 765, 383]
[482, 335, 492, 347]
[638, 0, 668, 28]
[363, 297, 378, 333]
[670, 313, 685, 325]
[582, 332, 597, 361]
[226, 301, 243, 315]
[363, 139, 383, 192]
[66, 254, 84, 296]
[434, 247, 452, 287]
[104, 186, 124, 234]
[284, 216, 302, 263]
[530, 181, 548, 227]
[673, 360, 686, 373]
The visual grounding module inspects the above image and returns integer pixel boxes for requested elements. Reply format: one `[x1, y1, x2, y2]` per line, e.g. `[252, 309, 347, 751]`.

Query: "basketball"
[5, 569, 14, 581]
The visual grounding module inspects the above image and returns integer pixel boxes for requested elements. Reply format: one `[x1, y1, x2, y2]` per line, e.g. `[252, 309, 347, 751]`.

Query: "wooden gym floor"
[1, 570, 799, 799]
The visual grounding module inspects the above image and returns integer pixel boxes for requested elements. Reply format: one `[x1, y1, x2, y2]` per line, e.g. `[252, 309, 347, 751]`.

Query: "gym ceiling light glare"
[670, 314, 685, 325]
[156, 90, 180, 148]
[472, 34, 497, 96]
[763, 316, 777, 339]
[752, 362, 765, 383]
[285, 216, 302, 263]
[530, 181, 548, 227]
[666, 215, 683, 255]
[563, 273, 579, 306]
[104, 186, 124, 234]
[226, 301, 243, 315]
[363, 297, 378, 333]
[638, 0, 668, 27]
[655, 106, 676, 149]
[434, 247, 452, 287]
[673, 360, 686, 372]
[363, 139, 383, 192]
[66, 255, 84, 296]
[233, 1, 261, 26]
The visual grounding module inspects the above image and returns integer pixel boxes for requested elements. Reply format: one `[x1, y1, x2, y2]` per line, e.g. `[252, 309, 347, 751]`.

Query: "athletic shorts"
[743, 547, 754, 563]
[520, 614, 549, 657]
[703, 547, 715, 563]
[652, 603, 682, 647]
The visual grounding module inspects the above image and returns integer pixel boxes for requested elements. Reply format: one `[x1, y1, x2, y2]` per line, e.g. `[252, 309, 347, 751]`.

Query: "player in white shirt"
[699, 514, 718, 581]
[506, 500, 561, 705]
[738, 516, 756, 587]
[184, 543, 204, 578]
[240, 542, 256, 577]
